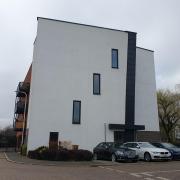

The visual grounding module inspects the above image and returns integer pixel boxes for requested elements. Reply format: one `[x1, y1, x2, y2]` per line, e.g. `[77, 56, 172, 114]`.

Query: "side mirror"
[136, 145, 140, 149]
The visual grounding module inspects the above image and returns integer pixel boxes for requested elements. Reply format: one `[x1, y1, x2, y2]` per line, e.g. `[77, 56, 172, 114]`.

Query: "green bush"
[68, 150, 93, 161]
[28, 147, 93, 161]
[21, 144, 27, 156]
[28, 150, 39, 159]
[74, 150, 93, 161]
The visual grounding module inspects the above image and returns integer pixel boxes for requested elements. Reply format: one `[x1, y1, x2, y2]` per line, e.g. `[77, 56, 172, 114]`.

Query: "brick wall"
[136, 131, 161, 142]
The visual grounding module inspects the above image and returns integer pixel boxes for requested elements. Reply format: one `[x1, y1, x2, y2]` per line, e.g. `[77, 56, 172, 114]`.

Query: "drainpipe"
[104, 123, 107, 142]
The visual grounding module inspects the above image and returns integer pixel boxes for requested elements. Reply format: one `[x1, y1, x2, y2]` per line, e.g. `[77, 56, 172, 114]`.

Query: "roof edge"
[136, 46, 154, 52]
[37, 17, 137, 34]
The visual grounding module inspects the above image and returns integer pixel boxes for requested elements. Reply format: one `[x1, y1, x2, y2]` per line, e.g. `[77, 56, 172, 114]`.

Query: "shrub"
[41, 150, 57, 160]
[56, 149, 69, 161]
[28, 150, 39, 159]
[73, 150, 93, 161]
[28, 146, 48, 160]
[28, 147, 93, 161]
[21, 144, 27, 156]
[36, 146, 48, 153]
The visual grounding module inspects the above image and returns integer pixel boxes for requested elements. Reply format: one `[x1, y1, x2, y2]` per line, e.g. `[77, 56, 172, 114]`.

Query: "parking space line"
[130, 173, 142, 178]
[99, 166, 105, 169]
[99, 166, 125, 173]
[144, 178, 155, 180]
[99, 165, 180, 179]
[115, 169, 124, 173]
[156, 177, 170, 180]
[105, 167, 115, 171]
[144, 169, 180, 174]
[141, 172, 153, 177]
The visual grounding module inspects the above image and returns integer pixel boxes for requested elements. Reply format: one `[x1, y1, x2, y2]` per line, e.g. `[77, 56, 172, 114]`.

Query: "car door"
[103, 143, 113, 160]
[135, 144, 145, 159]
[124, 143, 141, 157]
[94, 143, 105, 159]
[132, 143, 143, 157]
[99, 143, 111, 160]
[123, 143, 132, 149]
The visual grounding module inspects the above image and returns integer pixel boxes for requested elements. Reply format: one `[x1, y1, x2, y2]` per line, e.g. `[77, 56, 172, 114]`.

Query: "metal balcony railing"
[15, 101, 26, 114]
[16, 82, 30, 97]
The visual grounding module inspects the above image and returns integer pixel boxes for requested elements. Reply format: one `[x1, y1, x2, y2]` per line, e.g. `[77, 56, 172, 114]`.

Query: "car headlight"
[116, 151, 124, 156]
[152, 152, 160, 154]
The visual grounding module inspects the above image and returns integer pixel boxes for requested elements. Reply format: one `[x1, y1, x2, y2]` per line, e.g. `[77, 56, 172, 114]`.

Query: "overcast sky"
[0, 0, 180, 127]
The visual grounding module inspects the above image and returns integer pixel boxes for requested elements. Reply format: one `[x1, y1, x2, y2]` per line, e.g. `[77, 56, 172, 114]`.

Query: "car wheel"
[111, 154, 116, 162]
[144, 152, 151, 162]
[93, 153, 98, 160]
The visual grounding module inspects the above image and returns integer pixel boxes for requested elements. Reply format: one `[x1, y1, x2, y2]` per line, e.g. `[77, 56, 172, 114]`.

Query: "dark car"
[151, 142, 180, 160]
[93, 142, 138, 162]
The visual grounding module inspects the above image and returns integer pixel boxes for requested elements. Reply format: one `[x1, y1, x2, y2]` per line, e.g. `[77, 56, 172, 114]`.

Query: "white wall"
[135, 48, 159, 131]
[27, 18, 128, 151]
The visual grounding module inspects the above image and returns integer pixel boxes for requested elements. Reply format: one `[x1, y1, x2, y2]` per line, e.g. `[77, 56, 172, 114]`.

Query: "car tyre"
[144, 152, 151, 162]
[111, 154, 116, 162]
[93, 153, 98, 160]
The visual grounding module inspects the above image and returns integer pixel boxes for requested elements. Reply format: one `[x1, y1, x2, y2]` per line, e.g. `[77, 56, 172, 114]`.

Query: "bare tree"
[0, 125, 16, 147]
[157, 90, 180, 142]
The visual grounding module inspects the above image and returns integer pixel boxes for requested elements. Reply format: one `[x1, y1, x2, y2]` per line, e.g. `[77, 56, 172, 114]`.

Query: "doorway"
[49, 132, 59, 150]
[114, 131, 124, 143]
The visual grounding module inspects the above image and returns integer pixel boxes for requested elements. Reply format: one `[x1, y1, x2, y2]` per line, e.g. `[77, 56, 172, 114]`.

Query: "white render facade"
[27, 17, 159, 151]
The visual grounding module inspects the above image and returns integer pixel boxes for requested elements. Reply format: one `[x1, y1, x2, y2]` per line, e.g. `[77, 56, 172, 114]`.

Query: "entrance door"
[49, 132, 59, 150]
[114, 131, 124, 143]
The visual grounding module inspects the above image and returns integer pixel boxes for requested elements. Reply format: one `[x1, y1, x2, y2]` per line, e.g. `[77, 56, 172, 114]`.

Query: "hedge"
[28, 146, 93, 161]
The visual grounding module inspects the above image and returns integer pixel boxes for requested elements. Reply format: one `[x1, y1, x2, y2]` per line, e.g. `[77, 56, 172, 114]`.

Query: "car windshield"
[161, 143, 177, 148]
[138, 142, 155, 148]
[114, 143, 124, 148]
[106, 142, 114, 147]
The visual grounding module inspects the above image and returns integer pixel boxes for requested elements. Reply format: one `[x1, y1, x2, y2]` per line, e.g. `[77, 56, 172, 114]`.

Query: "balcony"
[14, 120, 23, 131]
[16, 82, 30, 97]
[15, 101, 26, 114]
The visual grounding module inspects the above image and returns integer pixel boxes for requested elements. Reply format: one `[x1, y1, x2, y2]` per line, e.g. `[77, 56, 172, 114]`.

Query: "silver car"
[123, 142, 171, 162]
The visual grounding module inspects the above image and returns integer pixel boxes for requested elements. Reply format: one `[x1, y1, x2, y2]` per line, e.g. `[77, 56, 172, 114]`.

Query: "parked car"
[93, 142, 138, 162]
[123, 142, 171, 162]
[151, 142, 180, 160]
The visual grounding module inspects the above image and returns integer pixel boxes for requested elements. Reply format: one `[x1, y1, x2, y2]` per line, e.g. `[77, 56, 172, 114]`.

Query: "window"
[72, 100, 81, 124]
[112, 49, 118, 68]
[124, 143, 133, 148]
[93, 73, 100, 95]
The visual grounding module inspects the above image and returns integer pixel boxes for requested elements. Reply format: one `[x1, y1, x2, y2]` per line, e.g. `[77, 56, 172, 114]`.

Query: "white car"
[123, 142, 171, 162]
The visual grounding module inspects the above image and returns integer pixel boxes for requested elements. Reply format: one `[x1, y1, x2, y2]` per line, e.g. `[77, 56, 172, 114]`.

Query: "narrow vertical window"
[72, 100, 81, 124]
[93, 73, 101, 95]
[112, 49, 118, 68]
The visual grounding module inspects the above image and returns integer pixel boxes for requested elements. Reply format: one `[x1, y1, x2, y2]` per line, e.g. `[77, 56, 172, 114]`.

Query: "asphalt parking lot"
[0, 153, 180, 180]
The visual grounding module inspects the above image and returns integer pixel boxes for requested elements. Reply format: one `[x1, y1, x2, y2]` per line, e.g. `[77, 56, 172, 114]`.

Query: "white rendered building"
[25, 17, 160, 151]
